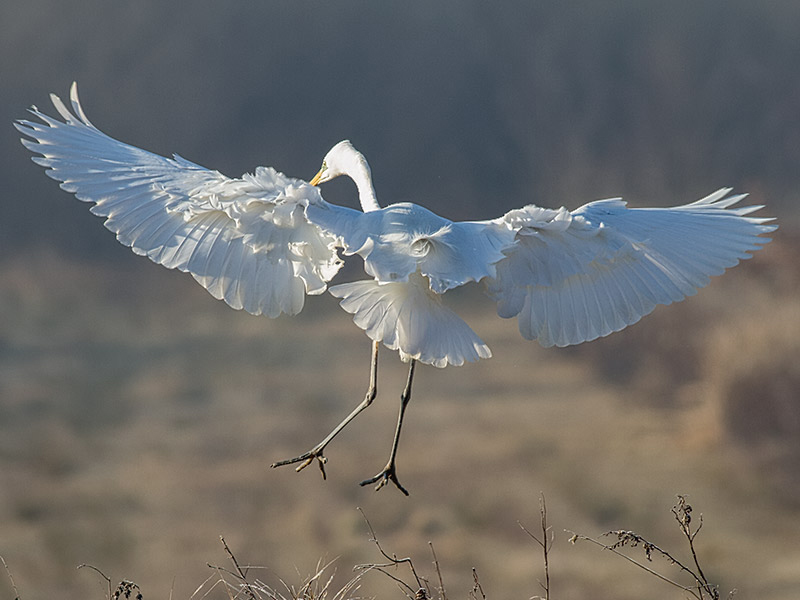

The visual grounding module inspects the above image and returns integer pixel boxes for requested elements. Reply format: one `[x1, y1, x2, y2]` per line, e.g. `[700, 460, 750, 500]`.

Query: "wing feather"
[17, 83, 344, 318]
[488, 189, 776, 347]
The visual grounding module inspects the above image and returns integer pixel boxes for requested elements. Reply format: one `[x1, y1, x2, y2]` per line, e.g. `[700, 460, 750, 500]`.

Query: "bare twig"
[355, 507, 426, 596]
[520, 493, 554, 600]
[468, 568, 485, 600]
[219, 536, 258, 600]
[429, 542, 447, 600]
[0, 555, 20, 600]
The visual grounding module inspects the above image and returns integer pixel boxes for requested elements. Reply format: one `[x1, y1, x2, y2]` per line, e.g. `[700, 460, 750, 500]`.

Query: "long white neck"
[349, 159, 381, 212]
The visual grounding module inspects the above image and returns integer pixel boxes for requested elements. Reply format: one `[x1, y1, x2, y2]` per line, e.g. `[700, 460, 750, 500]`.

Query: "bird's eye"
[321, 160, 327, 171]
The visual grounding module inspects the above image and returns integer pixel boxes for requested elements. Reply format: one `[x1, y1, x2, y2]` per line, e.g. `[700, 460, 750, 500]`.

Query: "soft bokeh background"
[2, 1, 799, 598]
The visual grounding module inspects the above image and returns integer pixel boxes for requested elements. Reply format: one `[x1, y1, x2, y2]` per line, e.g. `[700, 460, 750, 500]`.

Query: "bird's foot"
[359, 462, 409, 496]
[271, 449, 328, 480]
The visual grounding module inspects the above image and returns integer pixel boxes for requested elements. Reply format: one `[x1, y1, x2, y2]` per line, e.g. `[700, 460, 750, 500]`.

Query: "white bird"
[17, 84, 776, 494]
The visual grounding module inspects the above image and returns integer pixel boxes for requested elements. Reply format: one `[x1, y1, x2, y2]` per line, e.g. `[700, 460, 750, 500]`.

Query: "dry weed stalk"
[354, 507, 433, 599]
[468, 568, 485, 600]
[519, 493, 554, 600]
[1, 555, 20, 600]
[428, 542, 447, 600]
[76, 564, 142, 600]
[569, 495, 735, 600]
[356, 496, 555, 600]
[355, 507, 460, 600]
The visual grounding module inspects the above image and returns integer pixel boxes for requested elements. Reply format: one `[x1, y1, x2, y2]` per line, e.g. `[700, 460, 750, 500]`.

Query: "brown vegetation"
[0, 229, 797, 599]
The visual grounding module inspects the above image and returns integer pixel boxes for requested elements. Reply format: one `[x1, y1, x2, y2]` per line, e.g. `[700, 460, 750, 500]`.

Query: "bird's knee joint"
[364, 388, 378, 405]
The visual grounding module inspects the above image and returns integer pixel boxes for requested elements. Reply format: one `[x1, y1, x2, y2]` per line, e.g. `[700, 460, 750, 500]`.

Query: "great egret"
[17, 84, 776, 494]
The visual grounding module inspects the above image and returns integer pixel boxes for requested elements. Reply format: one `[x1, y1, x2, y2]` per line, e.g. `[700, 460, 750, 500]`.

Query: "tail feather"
[329, 274, 490, 368]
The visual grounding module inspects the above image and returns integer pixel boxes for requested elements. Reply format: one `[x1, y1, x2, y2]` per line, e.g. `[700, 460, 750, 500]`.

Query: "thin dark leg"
[271, 340, 380, 479]
[360, 359, 416, 495]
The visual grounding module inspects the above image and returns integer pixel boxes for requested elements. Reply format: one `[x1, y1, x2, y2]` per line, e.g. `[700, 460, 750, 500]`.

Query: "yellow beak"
[309, 169, 323, 186]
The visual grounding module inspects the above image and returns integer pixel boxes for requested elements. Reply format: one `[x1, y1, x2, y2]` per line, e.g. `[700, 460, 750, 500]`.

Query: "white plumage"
[330, 273, 493, 368]
[488, 189, 774, 348]
[17, 84, 776, 493]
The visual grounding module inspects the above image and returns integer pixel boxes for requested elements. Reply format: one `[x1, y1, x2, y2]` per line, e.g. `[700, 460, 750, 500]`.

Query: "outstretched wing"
[16, 83, 343, 318]
[487, 189, 776, 347]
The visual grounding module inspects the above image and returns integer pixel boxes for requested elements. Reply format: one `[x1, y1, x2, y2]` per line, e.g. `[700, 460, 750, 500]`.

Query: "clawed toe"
[271, 451, 328, 479]
[360, 463, 409, 496]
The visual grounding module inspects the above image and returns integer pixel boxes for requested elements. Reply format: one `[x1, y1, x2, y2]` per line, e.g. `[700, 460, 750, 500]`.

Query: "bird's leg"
[360, 359, 416, 495]
[271, 340, 380, 479]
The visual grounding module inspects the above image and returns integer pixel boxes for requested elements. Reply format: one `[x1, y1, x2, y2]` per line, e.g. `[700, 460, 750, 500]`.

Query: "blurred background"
[1, 1, 799, 598]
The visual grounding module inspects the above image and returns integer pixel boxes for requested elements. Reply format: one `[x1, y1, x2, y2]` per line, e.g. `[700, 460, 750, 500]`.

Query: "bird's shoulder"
[378, 202, 448, 223]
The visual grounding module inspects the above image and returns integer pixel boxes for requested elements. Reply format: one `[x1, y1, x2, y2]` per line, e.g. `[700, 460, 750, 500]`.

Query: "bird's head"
[309, 140, 370, 186]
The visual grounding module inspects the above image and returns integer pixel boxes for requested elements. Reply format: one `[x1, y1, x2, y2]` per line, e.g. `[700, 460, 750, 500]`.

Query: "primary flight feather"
[17, 83, 776, 494]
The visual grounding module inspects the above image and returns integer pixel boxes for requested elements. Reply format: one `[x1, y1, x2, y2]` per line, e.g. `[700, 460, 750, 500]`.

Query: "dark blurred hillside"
[2, 0, 798, 260]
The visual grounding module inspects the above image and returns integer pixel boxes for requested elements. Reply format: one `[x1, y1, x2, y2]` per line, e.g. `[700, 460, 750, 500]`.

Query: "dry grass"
[4, 494, 758, 600]
[196, 537, 363, 600]
[0, 232, 798, 599]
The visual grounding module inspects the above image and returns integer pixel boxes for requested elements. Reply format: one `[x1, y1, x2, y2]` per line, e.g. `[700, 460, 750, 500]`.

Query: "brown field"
[0, 230, 798, 599]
